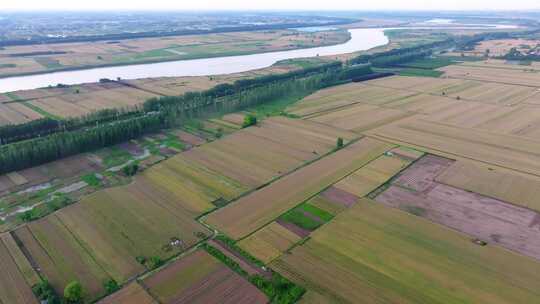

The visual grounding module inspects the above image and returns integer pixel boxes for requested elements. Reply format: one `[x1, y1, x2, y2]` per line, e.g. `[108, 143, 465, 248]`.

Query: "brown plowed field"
[98, 282, 156, 304]
[436, 160, 540, 212]
[0, 237, 38, 304]
[142, 250, 266, 304]
[376, 155, 540, 261]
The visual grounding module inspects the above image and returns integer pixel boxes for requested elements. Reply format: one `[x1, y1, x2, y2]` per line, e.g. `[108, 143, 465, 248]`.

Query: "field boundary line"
[364, 133, 540, 179]
[232, 141, 396, 243]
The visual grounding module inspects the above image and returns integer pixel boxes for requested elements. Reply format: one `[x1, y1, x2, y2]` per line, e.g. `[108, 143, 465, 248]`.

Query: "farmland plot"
[238, 222, 301, 264]
[334, 151, 418, 197]
[29, 86, 158, 118]
[142, 250, 266, 304]
[436, 160, 540, 213]
[440, 64, 540, 87]
[184, 117, 358, 187]
[98, 282, 156, 304]
[13, 215, 111, 299]
[0, 235, 38, 304]
[271, 199, 540, 304]
[56, 186, 210, 283]
[138, 155, 247, 215]
[0, 233, 40, 287]
[287, 82, 416, 117]
[376, 155, 540, 261]
[442, 82, 536, 105]
[308, 103, 413, 132]
[366, 116, 540, 176]
[206, 137, 394, 239]
[0, 102, 43, 125]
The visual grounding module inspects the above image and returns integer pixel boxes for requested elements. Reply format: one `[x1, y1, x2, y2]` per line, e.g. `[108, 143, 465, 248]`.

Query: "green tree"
[64, 281, 84, 303]
[103, 278, 119, 294]
[336, 137, 344, 149]
[148, 256, 164, 269]
[122, 162, 139, 176]
[242, 114, 258, 128]
[32, 280, 61, 304]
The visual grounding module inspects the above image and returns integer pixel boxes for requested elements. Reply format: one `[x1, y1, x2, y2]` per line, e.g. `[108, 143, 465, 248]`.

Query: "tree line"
[0, 62, 377, 174]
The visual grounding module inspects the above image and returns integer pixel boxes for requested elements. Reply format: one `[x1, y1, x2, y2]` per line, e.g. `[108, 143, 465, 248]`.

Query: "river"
[0, 28, 389, 92]
[0, 23, 519, 93]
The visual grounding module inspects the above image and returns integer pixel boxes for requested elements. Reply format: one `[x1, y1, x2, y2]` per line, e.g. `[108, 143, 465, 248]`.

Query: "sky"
[1, 0, 539, 11]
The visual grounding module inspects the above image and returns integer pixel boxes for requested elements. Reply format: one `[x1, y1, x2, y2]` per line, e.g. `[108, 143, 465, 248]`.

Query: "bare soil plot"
[97, 282, 156, 304]
[271, 199, 540, 304]
[13, 215, 112, 299]
[436, 160, 540, 213]
[142, 250, 266, 304]
[366, 116, 540, 176]
[440, 64, 540, 87]
[318, 186, 359, 209]
[206, 137, 394, 239]
[376, 154, 540, 261]
[238, 222, 301, 264]
[0, 237, 38, 304]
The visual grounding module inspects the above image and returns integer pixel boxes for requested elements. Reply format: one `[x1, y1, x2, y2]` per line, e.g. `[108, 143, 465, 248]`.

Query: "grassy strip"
[21, 102, 62, 120]
[397, 68, 443, 78]
[280, 203, 334, 231]
[204, 235, 306, 304]
[397, 57, 455, 69]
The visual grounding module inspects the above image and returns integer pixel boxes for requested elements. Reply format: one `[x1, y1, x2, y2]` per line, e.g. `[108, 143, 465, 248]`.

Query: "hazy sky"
[1, 0, 539, 11]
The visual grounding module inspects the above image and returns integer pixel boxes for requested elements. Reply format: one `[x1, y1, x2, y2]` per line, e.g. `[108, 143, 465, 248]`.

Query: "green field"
[280, 202, 334, 231]
[272, 199, 540, 303]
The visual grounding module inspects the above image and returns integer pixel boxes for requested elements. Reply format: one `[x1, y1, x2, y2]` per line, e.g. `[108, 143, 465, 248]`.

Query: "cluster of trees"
[501, 47, 540, 61]
[0, 114, 164, 173]
[349, 39, 453, 67]
[0, 107, 141, 144]
[204, 235, 305, 304]
[33, 280, 84, 304]
[242, 114, 258, 128]
[347, 30, 521, 69]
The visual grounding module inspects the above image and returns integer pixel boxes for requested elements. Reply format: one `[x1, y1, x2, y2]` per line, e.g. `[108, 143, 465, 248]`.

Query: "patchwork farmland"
[6, 33, 540, 303]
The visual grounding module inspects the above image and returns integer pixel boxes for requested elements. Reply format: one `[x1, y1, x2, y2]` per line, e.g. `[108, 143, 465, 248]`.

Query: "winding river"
[0, 28, 389, 92]
[0, 22, 519, 93]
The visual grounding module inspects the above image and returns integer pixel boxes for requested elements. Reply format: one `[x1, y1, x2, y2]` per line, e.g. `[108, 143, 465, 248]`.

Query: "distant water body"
[0, 23, 519, 93]
[0, 28, 389, 92]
